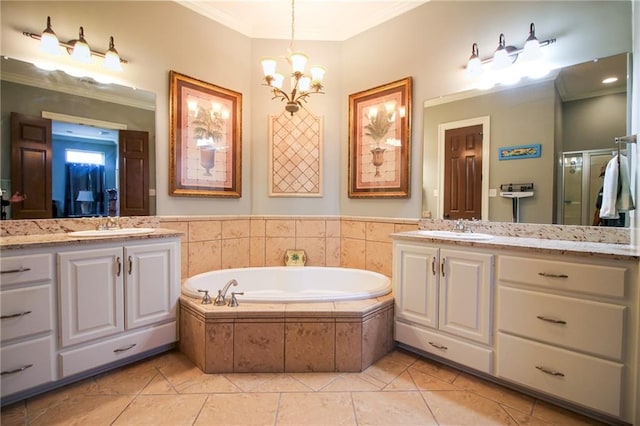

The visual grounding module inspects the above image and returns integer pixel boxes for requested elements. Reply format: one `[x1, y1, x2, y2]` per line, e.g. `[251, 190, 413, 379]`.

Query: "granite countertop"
[392, 230, 640, 260]
[0, 228, 183, 250]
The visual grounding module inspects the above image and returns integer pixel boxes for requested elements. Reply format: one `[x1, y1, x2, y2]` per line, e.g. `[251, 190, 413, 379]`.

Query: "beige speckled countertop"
[392, 230, 640, 261]
[0, 228, 183, 250]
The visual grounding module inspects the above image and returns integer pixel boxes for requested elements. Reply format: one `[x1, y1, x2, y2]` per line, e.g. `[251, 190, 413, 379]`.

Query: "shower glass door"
[561, 149, 614, 226]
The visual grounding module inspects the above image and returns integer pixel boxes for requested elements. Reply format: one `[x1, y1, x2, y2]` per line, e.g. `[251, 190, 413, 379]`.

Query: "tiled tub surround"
[179, 294, 395, 373]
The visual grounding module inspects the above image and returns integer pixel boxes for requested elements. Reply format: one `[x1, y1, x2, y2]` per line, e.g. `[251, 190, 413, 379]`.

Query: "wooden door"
[10, 113, 52, 219]
[443, 124, 483, 220]
[119, 130, 149, 216]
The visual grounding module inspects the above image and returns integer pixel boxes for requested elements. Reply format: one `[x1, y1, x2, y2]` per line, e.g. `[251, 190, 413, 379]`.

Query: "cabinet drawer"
[497, 255, 625, 298]
[59, 321, 177, 377]
[499, 287, 625, 360]
[1, 336, 56, 397]
[1, 285, 54, 342]
[0, 254, 53, 287]
[497, 333, 622, 417]
[395, 321, 493, 374]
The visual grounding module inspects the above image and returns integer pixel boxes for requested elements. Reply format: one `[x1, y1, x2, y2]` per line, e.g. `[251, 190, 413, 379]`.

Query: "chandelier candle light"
[261, 0, 326, 115]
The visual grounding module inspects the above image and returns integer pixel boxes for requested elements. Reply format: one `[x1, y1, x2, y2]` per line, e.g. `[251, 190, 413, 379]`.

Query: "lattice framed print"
[268, 108, 323, 197]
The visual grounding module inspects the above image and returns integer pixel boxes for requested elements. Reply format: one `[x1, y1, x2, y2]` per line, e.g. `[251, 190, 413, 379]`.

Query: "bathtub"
[182, 266, 391, 303]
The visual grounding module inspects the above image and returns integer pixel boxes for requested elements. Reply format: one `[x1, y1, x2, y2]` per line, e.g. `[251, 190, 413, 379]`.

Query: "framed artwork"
[169, 70, 242, 197]
[269, 108, 323, 197]
[498, 143, 541, 160]
[348, 77, 412, 198]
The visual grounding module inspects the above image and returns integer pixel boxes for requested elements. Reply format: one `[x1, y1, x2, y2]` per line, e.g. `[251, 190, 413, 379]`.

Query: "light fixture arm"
[23, 30, 128, 64]
[477, 37, 556, 65]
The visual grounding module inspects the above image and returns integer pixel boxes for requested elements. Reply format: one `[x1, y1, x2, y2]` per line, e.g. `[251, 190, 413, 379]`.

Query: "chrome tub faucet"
[214, 279, 238, 306]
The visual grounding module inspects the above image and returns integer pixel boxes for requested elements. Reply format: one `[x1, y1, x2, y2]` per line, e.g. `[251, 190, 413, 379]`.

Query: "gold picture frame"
[348, 77, 412, 198]
[169, 70, 242, 197]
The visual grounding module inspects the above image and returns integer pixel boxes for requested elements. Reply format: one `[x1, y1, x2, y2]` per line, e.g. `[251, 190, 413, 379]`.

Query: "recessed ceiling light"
[602, 77, 618, 84]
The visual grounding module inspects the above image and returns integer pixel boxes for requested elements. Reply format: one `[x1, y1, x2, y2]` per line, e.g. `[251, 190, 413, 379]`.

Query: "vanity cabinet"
[0, 253, 56, 397]
[57, 240, 179, 377]
[0, 233, 181, 403]
[393, 241, 494, 373]
[496, 254, 634, 419]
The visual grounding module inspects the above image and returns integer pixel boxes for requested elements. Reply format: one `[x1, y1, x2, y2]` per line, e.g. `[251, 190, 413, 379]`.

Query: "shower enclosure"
[561, 149, 614, 226]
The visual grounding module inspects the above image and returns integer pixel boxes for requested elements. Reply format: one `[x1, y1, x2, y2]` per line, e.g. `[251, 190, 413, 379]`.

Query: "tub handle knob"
[198, 289, 212, 305]
[228, 292, 244, 307]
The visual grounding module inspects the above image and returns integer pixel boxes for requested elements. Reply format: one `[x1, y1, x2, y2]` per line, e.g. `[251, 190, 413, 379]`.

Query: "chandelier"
[261, 0, 326, 115]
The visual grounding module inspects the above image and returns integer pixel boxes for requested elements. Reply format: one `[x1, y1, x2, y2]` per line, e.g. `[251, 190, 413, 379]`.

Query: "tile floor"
[1, 348, 605, 425]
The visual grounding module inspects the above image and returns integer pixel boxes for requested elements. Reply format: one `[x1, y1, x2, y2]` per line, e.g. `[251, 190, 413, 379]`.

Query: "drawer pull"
[1, 310, 32, 320]
[536, 315, 567, 325]
[428, 341, 448, 351]
[113, 343, 136, 353]
[0, 267, 32, 274]
[1, 364, 33, 376]
[535, 365, 565, 377]
[116, 257, 122, 277]
[538, 272, 569, 279]
[441, 258, 446, 277]
[431, 257, 436, 275]
[128, 256, 133, 275]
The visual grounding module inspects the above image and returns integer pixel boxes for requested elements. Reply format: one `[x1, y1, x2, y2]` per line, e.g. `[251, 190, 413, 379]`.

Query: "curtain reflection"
[64, 163, 106, 217]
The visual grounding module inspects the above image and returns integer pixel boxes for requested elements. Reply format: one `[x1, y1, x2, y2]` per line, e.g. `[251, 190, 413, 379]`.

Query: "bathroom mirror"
[0, 57, 156, 219]
[423, 52, 630, 225]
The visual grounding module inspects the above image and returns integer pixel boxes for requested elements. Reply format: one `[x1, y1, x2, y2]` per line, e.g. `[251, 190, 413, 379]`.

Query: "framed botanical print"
[348, 77, 412, 198]
[169, 70, 242, 197]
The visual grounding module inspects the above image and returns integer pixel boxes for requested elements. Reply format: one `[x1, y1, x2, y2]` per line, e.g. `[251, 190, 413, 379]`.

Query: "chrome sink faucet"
[214, 279, 238, 306]
[453, 219, 470, 233]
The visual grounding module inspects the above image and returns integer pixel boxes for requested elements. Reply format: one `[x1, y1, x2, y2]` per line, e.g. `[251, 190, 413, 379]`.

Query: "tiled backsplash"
[418, 219, 631, 244]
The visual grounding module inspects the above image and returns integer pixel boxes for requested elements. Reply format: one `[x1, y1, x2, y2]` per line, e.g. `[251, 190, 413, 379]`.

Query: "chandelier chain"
[290, 0, 296, 52]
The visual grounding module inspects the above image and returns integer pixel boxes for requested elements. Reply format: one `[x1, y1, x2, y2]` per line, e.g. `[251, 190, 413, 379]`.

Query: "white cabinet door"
[439, 249, 493, 345]
[59, 247, 124, 347]
[125, 242, 178, 329]
[393, 243, 439, 328]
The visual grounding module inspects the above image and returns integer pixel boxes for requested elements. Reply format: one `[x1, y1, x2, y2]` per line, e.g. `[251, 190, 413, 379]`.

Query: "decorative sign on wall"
[498, 143, 542, 160]
[269, 108, 323, 197]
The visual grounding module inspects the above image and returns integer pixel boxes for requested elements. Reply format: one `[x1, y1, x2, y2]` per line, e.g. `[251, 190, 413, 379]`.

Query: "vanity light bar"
[22, 30, 128, 64]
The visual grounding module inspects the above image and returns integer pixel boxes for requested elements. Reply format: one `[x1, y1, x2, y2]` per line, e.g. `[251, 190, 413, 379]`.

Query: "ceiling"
[175, 0, 429, 41]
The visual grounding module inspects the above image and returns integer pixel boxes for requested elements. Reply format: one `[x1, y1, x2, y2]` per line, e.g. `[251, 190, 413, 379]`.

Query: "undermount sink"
[417, 230, 494, 241]
[67, 228, 156, 238]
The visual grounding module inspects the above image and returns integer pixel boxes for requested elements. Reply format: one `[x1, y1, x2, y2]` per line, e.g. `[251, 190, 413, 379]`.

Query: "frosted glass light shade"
[310, 66, 325, 83]
[261, 58, 277, 77]
[290, 52, 308, 73]
[39, 16, 61, 55]
[103, 37, 122, 71]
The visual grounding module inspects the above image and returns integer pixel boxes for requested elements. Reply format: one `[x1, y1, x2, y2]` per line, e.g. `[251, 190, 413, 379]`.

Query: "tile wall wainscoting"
[157, 216, 419, 280]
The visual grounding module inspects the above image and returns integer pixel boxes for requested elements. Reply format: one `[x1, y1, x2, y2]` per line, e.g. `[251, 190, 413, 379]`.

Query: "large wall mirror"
[0, 57, 156, 220]
[423, 52, 631, 226]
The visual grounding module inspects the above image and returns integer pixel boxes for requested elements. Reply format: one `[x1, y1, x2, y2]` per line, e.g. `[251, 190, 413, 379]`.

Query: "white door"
[393, 243, 439, 328]
[125, 242, 178, 330]
[438, 249, 493, 344]
[58, 247, 124, 347]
